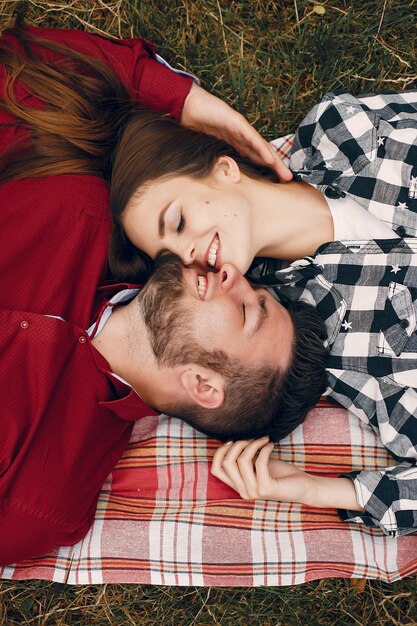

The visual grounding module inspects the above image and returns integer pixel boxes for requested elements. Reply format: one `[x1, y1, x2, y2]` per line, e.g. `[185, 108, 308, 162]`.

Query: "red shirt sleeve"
[4, 26, 194, 120]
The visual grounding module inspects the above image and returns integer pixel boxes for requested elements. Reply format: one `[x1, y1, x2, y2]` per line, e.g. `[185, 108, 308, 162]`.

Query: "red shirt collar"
[90, 300, 159, 421]
[100, 387, 159, 421]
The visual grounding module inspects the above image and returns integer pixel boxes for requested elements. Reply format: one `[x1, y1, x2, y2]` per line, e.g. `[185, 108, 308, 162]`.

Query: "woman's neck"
[245, 178, 334, 261]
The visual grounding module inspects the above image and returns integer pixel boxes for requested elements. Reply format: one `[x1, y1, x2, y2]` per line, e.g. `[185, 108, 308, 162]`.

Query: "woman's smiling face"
[122, 159, 256, 275]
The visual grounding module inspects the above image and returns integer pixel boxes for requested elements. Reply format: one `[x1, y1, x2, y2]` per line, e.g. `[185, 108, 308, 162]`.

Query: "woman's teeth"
[208, 236, 219, 268]
[197, 275, 207, 298]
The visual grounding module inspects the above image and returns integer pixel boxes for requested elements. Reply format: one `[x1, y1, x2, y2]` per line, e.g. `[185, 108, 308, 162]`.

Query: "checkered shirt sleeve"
[290, 90, 417, 238]
[328, 369, 417, 537]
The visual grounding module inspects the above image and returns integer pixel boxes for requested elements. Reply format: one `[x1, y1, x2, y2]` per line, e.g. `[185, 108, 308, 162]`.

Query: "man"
[0, 24, 291, 566]
[212, 237, 417, 539]
[1, 252, 304, 565]
[98, 244, 417, 541]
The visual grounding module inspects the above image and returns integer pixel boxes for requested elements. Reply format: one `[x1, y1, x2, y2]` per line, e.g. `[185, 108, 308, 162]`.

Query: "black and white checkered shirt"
[250, 90, 417, 536]
[290, 90, 417, 239]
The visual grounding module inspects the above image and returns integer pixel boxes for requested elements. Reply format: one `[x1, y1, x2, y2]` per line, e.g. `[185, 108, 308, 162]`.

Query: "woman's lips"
[207, 234, 220, 270]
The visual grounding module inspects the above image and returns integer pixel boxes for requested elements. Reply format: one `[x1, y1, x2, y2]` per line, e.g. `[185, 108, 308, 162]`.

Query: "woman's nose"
[181, 242, 196, 265]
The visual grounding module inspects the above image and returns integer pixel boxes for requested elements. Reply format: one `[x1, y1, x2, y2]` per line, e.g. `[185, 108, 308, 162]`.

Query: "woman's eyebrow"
[158, 204, 171, 237]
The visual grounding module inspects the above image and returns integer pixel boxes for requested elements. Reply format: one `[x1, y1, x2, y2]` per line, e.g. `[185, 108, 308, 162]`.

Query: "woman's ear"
[213, 156, 241, 183]
[180, 367, 225, 409]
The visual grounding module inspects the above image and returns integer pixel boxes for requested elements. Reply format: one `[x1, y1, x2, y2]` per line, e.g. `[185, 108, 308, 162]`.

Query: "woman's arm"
[211, 438, 362, 510]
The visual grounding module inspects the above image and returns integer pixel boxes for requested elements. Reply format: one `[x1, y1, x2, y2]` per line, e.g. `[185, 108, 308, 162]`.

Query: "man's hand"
[211, 437, 363, 511]
[181, 83, 292, 182]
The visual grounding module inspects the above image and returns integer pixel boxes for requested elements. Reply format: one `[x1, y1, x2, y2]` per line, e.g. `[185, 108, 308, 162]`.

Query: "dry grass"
[1, 0, 416, 136]
[0, 1, 416, 624]
[0, 578, 416, 625]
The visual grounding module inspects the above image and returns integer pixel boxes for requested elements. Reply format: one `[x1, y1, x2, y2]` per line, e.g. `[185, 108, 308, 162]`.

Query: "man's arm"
[181, 83, 292, 181]
[15, 27, 291, 180]
[0, 498, 85, 566]
[211, 438, 362, 511]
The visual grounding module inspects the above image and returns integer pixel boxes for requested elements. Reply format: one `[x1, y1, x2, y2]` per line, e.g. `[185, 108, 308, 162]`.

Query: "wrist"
[308, 476, 362, 511]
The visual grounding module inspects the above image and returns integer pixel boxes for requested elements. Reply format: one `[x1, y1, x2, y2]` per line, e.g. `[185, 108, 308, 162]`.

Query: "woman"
[0, 20, 288, 314]
[110, 90, 417, 281]
[0, 20, 288, 565]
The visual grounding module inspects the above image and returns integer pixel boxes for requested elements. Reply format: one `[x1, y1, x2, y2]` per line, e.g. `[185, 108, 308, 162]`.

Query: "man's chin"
[138, 252, 188, 364]
[140, 253, 185, 302]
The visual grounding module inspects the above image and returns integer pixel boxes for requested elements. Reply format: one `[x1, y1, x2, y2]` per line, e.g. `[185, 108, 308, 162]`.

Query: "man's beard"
[138, 253, 194, 366]
[137, 254, 237, 376]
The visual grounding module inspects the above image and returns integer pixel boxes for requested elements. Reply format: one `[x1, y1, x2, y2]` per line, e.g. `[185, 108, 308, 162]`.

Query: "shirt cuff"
[337, 470, 399, 536]
[155, 53, 200, 85]
[137, 55, 195, 120]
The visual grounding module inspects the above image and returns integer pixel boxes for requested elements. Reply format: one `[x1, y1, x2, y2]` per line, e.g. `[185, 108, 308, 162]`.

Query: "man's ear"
[213, 155, 241, 183]
[180, 366, 225, 409]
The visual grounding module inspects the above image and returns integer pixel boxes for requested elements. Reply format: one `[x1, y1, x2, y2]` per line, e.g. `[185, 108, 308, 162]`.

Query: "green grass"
[0, 0, 416, 624]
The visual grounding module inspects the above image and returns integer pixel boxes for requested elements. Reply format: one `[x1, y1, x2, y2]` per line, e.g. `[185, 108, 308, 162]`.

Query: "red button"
[20, 321, 29, 329]
[79, 336, 87, 344]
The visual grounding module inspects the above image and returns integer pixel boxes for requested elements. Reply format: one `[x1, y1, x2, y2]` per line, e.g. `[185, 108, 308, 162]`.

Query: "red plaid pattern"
[2, 403, 416, 585]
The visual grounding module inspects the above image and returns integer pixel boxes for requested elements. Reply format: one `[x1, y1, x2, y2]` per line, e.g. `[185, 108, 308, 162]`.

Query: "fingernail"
[224, 440, 233, 446]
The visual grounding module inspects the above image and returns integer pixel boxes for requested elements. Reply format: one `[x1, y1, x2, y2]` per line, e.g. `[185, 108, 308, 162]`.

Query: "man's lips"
[197, 274, 207, 299]
[197, 270, 217, 300]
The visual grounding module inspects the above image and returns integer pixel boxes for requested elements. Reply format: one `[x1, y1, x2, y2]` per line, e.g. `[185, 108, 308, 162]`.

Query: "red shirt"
[0, 27, 192, 565]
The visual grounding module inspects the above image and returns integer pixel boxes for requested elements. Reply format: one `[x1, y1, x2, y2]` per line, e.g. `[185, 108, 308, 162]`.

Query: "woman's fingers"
[216, 440, 253, 499]
[211, 441, 236, 489]
[235, 438, 272, 498]
[254, 443, 277, 498]
[213, 440, 309, 504]
[211, 437, 271, 499]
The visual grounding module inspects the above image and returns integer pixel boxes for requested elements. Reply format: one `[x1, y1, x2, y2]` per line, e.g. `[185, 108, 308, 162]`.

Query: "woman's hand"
[181, 83, 292, 182]
[211, 437, 363, 511]
[211, 437, 313, 503]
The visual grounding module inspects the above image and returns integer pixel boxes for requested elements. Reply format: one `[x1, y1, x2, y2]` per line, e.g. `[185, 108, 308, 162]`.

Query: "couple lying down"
[110, 99, 417, 540]
[1, 23, 416, 565]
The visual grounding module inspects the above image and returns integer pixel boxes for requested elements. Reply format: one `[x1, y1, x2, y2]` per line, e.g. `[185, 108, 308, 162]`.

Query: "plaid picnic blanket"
[1, 136, 416, 585]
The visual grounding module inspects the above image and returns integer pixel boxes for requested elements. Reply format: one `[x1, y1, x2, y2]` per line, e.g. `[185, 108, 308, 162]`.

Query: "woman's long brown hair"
[0, 18, 133, 184]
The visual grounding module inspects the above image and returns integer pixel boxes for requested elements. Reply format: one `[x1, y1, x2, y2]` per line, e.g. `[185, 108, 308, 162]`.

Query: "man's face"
[139, 255, 294, 375]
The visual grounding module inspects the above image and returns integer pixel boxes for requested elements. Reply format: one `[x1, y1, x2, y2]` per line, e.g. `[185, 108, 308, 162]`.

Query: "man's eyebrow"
[158, 204, 170, 237]
[250, 295, 267, 337]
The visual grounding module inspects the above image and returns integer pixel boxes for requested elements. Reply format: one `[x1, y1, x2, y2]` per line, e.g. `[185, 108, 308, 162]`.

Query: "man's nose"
[218, 263, 242, 292]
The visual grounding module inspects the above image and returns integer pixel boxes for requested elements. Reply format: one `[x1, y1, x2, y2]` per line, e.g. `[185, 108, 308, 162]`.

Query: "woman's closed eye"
[177, 211, 185, 234]
[163, 201, 185, 236]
